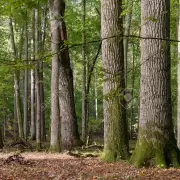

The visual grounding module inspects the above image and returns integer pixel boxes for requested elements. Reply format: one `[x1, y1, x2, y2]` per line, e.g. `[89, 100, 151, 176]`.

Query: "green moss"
[49, 143, 61, 152]
[102, 96, 129, 162]
[101, 150, 117, 162]
[130, 127, 180, 168]
[36, 142, 41, 151]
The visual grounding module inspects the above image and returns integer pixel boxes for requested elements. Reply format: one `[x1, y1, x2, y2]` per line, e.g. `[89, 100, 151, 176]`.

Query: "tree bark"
[59, 0, 81, 150]
[35, 7, 41, 150]
[130, 44, 135, 140]
[30, 9, 36, 140]
[39, 7, 47, 142]
[130, 0, 180, 167]
[9, 17, 24, 139]
[177, 0, 180, 149]
[24, 14, 29, 140]
[81, 0, 87, 143]
[49, 0, 61, 152]
[101, 0, 129, 161]
[94, 68, 98, 120]
[124, 0, 133, 88]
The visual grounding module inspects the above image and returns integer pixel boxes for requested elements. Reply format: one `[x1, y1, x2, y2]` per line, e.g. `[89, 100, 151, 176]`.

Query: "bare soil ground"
[0, 152, 180, 180]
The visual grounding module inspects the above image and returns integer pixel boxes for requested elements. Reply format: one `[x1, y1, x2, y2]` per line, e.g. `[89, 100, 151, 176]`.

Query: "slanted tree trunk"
[30, 9, 36, 140]
[59, 0, 81, 150]
[9, 17, 24, 139]
[101, 0, 129, 161]
[130, 0, 180, 167]
[49, 0, 61, 152]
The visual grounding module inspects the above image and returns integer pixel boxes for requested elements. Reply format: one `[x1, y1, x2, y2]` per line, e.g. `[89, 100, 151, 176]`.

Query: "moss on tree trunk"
[130, 128, 180, 167]
[101, 99, 129, 162]
[49, 143, 61, 153]
[101, 0, 129, 161]
[130, 0, 180, 168]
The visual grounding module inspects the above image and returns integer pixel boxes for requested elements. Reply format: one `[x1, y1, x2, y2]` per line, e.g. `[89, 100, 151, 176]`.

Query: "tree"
[81, 0, 87, 143]
[101, 0, 129, 161]
[30, 8, 36, 140]
[130, 0, 180, 167]
[9, 17, 24, 139]
[124, 0, 133, 88]
[58, 0, 81, 150]
[35, 6, 41, 150]
[23, 10, 29, 140]
[177, 0, 180, 149]
[49, 0, 61, 152]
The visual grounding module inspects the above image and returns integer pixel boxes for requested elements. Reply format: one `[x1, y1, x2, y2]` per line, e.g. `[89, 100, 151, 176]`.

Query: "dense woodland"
[1, 0, 180, 178]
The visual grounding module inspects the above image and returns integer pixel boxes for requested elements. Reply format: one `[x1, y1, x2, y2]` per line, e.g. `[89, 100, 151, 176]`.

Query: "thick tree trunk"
[101, 0, 129, 161]
[30, 9, 36, 140]
[49, 0, 61, 152]
[130, 0, 180, 167]
[9, 17, 24, 139]
[177, 0, 180, 149]
[59, 0, 81, 150]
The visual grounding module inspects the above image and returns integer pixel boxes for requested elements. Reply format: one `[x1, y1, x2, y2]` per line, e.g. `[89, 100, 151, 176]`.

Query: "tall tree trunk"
[30, 9, 36, 140]
[59, 0, 81, 150]
[130, 0, 180, 167]
[177, 0, 180, 149]
[124, 0, 133, 88]
[49, 0, 61, 152]
[81, 0, 87, 142]
[24, 14, 29, 140]
[13, 95, 18, 135]
[9, 17, 24, 139]
[130, 44, 135, 140]
[101, 0, 129, 161]
[94, 68, 98, 120]
[39, 7, 47, 141]
[35, 7, 41, 150]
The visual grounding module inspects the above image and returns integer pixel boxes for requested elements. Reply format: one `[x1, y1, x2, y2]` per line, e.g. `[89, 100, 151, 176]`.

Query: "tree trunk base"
[36, 143, 41, 151]
[49, 144, 61, 152]
[130, 138, 180, 168]
[101, 147, 129, 162]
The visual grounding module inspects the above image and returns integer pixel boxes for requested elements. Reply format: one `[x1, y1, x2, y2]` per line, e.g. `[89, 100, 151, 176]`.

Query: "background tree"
[59, 0, 81, 150]
[49, 0, 61, 152]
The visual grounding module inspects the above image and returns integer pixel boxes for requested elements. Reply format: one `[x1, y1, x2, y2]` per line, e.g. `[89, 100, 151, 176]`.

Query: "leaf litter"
[0, 152, 180, 179]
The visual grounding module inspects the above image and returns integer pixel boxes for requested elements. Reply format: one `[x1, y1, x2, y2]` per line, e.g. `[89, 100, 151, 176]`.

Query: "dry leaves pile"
[0, 153, 180, 179]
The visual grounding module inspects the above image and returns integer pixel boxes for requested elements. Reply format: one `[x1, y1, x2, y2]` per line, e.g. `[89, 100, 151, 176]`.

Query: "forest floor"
[0, 152, 180, 180]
